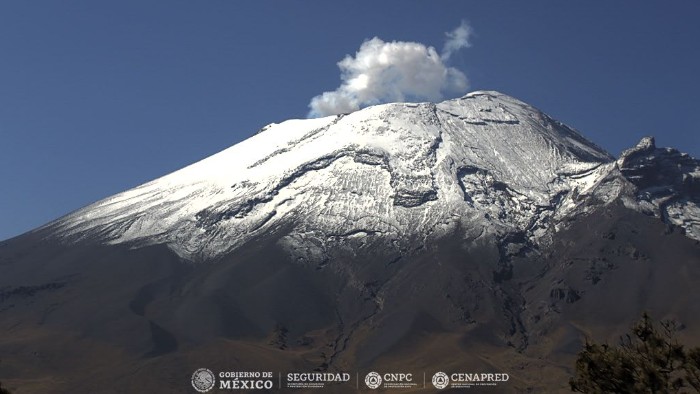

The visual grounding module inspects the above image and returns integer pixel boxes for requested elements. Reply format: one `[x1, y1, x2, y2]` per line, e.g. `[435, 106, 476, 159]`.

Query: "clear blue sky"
[1, 1, 699, 241]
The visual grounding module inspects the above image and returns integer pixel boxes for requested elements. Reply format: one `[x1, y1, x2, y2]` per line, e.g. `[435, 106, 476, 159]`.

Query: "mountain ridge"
[39, 90, 641, 263]
[1, 91, 699, 393]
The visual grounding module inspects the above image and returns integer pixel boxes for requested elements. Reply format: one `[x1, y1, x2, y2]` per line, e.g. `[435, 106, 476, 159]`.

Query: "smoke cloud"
[442, 20, 472, 61]
[308, 21, 472, 118]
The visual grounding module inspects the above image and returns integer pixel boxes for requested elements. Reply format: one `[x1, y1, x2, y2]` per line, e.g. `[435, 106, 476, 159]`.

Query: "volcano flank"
[1, 91, 699, 393]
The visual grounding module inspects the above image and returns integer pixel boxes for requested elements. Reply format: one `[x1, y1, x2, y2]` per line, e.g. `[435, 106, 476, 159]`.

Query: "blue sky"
[1, 1, 699, 241]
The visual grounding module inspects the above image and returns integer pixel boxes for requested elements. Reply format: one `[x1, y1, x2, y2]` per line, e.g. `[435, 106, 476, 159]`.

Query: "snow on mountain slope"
[616, 136, 700, 240]
[43, 91, 642, 261]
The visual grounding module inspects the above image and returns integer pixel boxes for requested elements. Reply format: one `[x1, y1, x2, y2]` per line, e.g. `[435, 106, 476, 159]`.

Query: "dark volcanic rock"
[1, 94, 699, 393]
[1, 201, 698, 393]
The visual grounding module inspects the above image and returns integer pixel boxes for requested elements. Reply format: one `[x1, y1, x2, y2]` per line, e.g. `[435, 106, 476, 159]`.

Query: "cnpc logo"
[364, 371, 414, 389]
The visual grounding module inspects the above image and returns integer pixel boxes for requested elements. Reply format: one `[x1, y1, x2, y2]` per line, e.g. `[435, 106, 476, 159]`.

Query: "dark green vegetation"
[571, 313, 700, 393]
[0, 381, 12, 394]
[0, 358, 11, 394]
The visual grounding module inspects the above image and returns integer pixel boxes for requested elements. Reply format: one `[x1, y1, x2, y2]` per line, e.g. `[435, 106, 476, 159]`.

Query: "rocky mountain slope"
[45, 91, 617, 260]
[0, 91, 698, 393]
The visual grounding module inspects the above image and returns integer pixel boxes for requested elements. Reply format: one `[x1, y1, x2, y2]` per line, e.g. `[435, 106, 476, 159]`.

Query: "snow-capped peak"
[46, 91, 656, 261]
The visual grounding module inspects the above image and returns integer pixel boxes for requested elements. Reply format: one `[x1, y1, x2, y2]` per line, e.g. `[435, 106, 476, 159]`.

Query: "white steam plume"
[308, 21, 473, 118]
[442, 20, 472, 61]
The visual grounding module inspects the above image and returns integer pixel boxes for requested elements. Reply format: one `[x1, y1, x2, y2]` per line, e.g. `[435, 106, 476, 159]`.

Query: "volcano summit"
[1, 91, 699, 393]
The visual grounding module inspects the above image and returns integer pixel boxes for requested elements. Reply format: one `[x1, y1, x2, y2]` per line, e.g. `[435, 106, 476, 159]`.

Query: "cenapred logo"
[432, 372, 450, 389]
[191, 368, 216, 393]
[364, 371, 382, 389]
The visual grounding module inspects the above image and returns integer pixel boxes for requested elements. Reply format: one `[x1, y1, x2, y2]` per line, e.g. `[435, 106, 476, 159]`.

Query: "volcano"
[1, 91, 699, 393]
